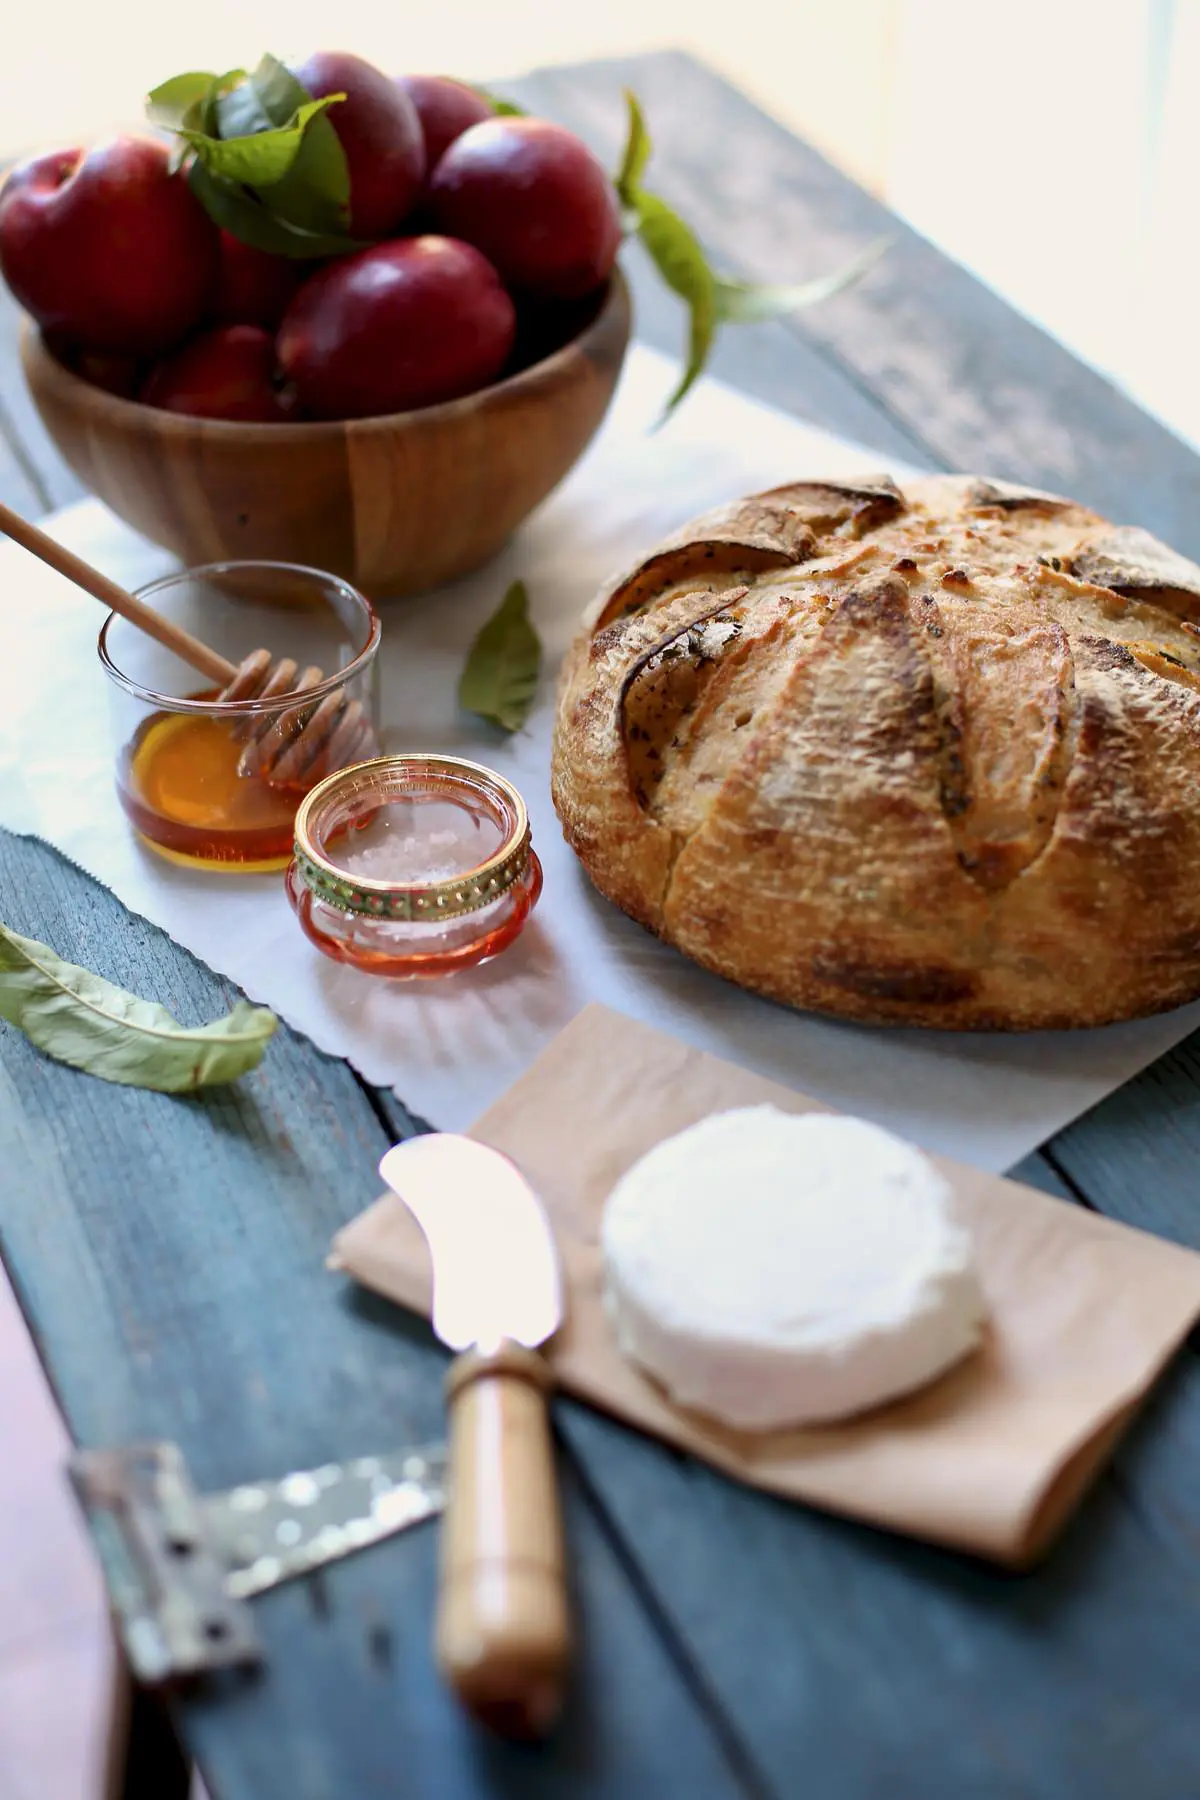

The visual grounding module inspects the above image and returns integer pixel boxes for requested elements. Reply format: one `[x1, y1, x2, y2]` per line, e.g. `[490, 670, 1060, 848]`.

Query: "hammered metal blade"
[201, 1445, 448, 1599]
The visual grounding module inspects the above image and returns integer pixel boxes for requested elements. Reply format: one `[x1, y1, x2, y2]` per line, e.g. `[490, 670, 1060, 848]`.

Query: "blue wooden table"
[5, 51, 1200, 1800]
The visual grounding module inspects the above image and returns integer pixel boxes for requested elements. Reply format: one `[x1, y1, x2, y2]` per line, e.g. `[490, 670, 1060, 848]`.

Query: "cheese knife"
[378, 1133, 569, 1738]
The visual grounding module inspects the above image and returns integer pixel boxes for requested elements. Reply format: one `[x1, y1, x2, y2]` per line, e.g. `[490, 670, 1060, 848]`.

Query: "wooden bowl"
[21, 270, 631, 598]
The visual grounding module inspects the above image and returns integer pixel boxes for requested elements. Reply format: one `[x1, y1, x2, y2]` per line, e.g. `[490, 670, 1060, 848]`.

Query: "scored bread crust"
[550, 473, 1200, 1030]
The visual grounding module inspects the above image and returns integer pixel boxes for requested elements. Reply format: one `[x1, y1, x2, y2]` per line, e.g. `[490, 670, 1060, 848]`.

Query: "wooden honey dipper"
[0, 500, 378, 781]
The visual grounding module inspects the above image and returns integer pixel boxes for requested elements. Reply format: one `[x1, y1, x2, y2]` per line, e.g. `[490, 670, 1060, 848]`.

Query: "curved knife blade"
[378, 1135, 563, 1353]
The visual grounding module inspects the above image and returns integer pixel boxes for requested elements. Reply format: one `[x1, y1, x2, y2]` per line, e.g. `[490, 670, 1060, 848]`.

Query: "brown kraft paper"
[330, 1004, 1200, 1566]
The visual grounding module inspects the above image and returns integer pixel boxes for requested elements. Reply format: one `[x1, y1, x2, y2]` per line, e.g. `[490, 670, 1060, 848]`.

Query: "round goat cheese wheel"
[601, 1106, 986, 1430]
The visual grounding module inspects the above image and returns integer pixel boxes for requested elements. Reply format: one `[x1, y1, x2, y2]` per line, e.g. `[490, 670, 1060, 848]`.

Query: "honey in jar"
[118, 704, 306, 872]
[100, 560, 382, 872]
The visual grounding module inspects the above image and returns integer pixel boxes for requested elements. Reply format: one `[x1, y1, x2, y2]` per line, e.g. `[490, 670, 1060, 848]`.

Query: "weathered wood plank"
[1002, 1150, 1077, 1203]
[0, 827, 753, 1800]
[516, 52, 1200, 552]
[1042, 1036, 1200, 1250]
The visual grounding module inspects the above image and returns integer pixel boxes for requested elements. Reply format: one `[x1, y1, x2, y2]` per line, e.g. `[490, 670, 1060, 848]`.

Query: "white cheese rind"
[601, 1106, 986, 1431]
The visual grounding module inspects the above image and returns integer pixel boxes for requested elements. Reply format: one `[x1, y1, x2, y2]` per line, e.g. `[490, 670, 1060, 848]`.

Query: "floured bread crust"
[551, 474, 1200, 1030]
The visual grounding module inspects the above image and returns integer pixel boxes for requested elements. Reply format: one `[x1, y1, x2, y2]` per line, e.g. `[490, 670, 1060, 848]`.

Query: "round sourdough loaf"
[551, 474, 1200, 1030]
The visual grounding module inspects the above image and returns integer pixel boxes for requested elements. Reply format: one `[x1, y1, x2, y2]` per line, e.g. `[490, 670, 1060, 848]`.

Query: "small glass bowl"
[286, 755, 543, 978]
[100, 561, 380, 872]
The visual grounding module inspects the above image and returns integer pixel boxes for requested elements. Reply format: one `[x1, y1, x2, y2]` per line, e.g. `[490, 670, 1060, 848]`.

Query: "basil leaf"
[713, 236, 891, 323]
[612, 91, 714, 416]
[458, 580, 542, 733]
[214, 54, 352, 234]
[178, 94, 344, 190]
[200, 69, 247, 138]
[0, 922, 276, 1092]
[469, 84, 527, 117]
[257, 110, 352, 234]
[146, 70, 221, 129]
[609, 88, 883, 418]
[634, 192, 717, 419]
[188, 161, 364, 260]
[217, 52, 311, 134]
[151, 67, 250, 175]
[614, 89, 652, 209]
[148, 68, 245, 138]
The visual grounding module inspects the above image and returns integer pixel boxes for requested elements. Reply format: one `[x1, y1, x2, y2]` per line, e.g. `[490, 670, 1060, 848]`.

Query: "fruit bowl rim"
[21, 263, 631, 439]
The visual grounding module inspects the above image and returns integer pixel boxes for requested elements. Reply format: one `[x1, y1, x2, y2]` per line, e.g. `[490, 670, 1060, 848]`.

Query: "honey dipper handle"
[438, 1341, 570, 1739]
[0, 499, 236, 687]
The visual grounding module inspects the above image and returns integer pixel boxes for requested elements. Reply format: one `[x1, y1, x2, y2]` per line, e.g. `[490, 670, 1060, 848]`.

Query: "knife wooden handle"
[437, 1340, 570, 1738]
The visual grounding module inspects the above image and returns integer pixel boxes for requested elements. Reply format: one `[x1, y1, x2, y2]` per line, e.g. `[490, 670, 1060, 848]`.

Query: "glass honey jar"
[286, 755, 543, 978]
[99, 561, 380, 872]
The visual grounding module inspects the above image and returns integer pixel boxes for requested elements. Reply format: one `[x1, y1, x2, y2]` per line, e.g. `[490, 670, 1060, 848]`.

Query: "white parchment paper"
[2, 342, 1196, 1171]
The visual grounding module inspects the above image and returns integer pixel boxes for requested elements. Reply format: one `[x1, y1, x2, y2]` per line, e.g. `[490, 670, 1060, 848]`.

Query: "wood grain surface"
[4, 49, 1200, 1800]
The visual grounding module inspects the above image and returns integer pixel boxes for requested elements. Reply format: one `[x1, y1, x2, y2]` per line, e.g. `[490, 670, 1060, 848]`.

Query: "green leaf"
[200, 69, 247, 137]
[713, 236, 891, 323]
[257, 110, 352, 235]
[612, 91, 713, 416]
[187, 161, 364, 260]
[217, 52, 312, 133]
[214, 54, 352, 235]
[458, 581, 542, 733]
[606, 89, 882, 420]
[147, 68, 245, 141]
[178, 94, 344, 190]
[614, 89, 652, 209]
[146, 70, 220, 129]
[0, 922, 276, 1093]
[633, 192, 718, 419]
[469, 84, 527, 117]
